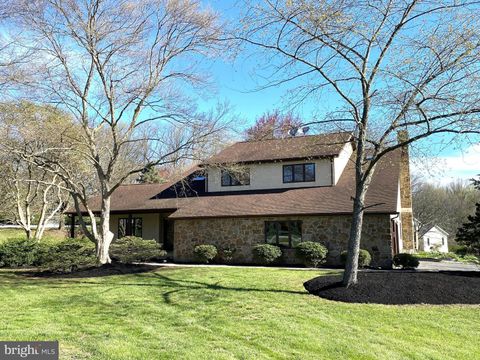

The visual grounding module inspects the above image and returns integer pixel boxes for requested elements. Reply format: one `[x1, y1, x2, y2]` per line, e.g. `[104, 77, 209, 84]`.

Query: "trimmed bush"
[252, 244, 282, 265]
[295, 241, 328, 267]
[393, 253, 419, 269]
[0, 238, 38, 267]
[221, 247, 236, 263]
[110, 236, 166, 264]
[340, 249, 372, 268]
[39, 237, 96, 273]
[194, 244, 218, 264]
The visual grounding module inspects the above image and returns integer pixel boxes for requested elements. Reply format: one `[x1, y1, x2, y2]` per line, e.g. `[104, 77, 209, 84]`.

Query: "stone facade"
[174, 214, 394, 267]
[397, 130, 415, 251]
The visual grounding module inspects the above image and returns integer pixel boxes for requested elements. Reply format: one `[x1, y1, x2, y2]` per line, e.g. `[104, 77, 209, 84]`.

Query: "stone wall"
[174, 214, 393, 267]
[397, 130, 415, 251]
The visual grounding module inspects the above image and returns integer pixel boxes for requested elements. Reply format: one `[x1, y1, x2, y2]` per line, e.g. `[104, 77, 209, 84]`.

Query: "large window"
[221, 169, 250, 186]
[283, 163, 315, 183]
[118, 217, 142, 238]
[265, 221, 302, 248]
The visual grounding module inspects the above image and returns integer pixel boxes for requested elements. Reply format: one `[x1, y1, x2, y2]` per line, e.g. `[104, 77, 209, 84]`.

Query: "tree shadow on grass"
[1, 266, 308, 305]
[148, 273, 307, 304]
[18, 263, 159, 279]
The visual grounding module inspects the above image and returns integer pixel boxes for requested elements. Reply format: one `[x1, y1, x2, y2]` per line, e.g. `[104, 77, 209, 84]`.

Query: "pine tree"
[456, 176, 480, 255]
[137, 166, 166, 184]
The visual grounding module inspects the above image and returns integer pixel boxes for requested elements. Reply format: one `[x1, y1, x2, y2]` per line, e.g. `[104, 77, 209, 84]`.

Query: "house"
[68, 132, 415, 267]
[417, 225, 449, 253]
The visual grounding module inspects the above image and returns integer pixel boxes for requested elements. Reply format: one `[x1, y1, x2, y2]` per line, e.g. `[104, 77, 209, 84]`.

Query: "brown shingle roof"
[169, 149, 400, 219]
[203, 132, 353, 164]
[71, 142, 401, 218]
[69, 166, 200, 214]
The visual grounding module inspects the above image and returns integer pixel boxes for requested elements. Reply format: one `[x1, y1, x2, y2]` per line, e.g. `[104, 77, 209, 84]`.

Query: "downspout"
[390, 213, 400, 255]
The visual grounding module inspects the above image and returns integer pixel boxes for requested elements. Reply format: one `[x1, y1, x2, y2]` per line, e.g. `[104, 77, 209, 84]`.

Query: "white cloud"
[412, 143, 480, 185]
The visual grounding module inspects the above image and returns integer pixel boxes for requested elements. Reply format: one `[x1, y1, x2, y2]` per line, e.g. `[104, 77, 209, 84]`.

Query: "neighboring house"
[417, 225, 449, 253]
[68, 132, 415, 267]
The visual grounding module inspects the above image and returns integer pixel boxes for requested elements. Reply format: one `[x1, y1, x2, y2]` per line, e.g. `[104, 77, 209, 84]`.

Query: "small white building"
[417, 225, 449, 253]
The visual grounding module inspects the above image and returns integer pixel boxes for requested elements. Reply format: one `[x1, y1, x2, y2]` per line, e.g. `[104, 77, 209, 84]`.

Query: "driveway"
[418, 260, 480, 271]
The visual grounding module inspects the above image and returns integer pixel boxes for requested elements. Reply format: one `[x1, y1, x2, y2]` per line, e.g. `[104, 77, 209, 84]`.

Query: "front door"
[163, 219, 174, 252]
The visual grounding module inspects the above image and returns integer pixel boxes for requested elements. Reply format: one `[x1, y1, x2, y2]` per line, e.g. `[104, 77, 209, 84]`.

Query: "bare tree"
[238, 0, 480, 286]
[0, 102, 69, 240]
[0, 3, 34, 96]
[6, 0, 230, 264]
[413, 179, 480, 237]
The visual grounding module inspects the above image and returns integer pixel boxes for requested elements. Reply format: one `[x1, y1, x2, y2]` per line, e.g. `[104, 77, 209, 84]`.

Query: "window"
[265, 221, 302, 248]
[283, 163, 315, 183]
[118, 217, 142, 238]
[221, 169, 250, 186]
[427, 238, 430, 246]
[442, 237, 445, 245]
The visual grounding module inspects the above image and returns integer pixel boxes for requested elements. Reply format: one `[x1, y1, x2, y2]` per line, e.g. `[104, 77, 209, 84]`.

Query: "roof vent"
[289, 126, 310, 137]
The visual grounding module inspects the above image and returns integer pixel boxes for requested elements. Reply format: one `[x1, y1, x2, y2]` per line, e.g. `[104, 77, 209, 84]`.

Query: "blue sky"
[3, 0, 476, 184]
[196, 0, 480, 184]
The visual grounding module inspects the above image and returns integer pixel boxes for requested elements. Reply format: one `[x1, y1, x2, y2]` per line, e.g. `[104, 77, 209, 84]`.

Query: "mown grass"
[0, 228, 66, 243]
[0, 266, 478, 359]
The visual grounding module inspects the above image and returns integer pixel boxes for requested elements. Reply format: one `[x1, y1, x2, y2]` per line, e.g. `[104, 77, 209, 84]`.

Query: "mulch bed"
[304, 271, 480, 305]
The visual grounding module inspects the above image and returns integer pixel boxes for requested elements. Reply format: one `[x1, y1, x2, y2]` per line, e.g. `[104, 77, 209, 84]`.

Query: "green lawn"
[0, 267, 478, 359]
[0, 228, 66, 242]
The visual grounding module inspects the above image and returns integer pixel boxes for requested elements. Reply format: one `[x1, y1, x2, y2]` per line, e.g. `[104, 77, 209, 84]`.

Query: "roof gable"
[420, 225, 450, 237]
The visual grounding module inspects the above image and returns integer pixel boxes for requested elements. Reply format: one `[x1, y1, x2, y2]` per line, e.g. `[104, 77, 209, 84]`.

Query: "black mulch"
[304, 271, 480, 305]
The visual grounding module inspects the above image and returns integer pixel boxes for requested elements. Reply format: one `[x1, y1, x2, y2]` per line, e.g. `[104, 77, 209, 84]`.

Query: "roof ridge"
[236, 131, 352, 144]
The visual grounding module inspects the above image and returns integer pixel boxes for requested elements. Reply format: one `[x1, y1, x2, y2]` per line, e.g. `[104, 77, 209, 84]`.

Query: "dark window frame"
[283, 163, 315, 183]
[264, 220, 302, 248]
[221, 169, 250, 187]
[118, 217, 143, 238]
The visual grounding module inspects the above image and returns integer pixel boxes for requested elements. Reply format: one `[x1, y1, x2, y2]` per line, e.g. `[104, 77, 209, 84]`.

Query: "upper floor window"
[221, 169, 250, 186]
[283, 163, 315, 183]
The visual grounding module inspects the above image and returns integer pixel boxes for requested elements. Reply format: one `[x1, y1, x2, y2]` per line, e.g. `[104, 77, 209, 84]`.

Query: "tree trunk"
[342, 188, 367, 287]
[58, 212, 65, 231]
[96, 195, 113, 265]
[34, 197, 48, 241]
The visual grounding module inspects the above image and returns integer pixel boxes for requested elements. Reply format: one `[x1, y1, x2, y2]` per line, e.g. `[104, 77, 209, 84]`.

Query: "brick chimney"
[397, 130, 415, 252]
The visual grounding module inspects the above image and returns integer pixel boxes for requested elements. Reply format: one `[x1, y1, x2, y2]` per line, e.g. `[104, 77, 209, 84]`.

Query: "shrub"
[194, 244, 218, 264]
[450, 245, 469, 256]
[110, 236, 166, 264]
[0, 238, 38, 267]
[295, 242, 328, 267]
[252, 244, 282, 265]
[340, 249, 372, 268]
[393, 253, 419, 269]
[444, 252, 461, 261]
[39, 238, 96, 273]
[462, 254, 480, 264]
[221, 247, 236, 263]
